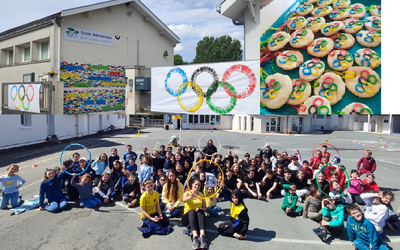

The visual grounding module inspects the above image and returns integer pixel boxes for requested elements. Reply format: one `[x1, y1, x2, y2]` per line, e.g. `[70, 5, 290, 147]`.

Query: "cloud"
[174, 43, 184, 52]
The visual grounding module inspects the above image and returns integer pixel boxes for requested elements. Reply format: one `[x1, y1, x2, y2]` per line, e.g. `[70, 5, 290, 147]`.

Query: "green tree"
[174, 54, 184, 65]
[193, 35, 242, 64]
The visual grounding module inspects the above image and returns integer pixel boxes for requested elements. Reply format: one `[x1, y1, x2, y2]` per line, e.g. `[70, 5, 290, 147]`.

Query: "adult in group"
[259, 143, 272, 160]
[202, 139, 218, 160]
[161, 170, 184, 218]
[182, 179, 207, 249]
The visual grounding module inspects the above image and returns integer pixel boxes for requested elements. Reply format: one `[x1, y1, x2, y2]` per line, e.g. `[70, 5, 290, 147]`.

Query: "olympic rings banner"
[8, 84, 41, 113]
[151, 60, 260, 114]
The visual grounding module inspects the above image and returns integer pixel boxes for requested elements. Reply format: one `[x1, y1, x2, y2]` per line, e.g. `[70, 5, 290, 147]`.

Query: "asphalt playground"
[0, 127, 399, 250]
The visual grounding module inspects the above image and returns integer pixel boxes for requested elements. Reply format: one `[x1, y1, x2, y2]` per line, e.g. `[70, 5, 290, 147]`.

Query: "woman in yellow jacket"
[182, 178, 207, 250]
[161, 170, 184, 218]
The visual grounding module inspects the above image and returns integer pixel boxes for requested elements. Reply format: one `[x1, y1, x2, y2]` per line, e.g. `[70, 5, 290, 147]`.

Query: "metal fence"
[129, 117, 164, 128]
[1, 81, 52, 114]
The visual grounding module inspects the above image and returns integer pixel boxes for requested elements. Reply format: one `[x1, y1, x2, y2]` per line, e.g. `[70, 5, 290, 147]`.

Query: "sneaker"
[192, 236, 200, 250]
[217, 211, 225, 217]
[234, 233, 246, 239]
[312, 227, 322, 234]
[199, 235, 207, 249]
[317, 232, 327, 242]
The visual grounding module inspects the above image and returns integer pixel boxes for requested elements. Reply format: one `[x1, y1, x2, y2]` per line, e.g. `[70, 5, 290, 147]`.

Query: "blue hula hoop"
[59, 143, 91, 176]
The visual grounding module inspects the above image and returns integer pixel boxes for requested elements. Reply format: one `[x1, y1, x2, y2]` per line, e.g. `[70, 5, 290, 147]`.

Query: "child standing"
[281, 184, 303, 217]
[39, 167, 66, 212]
[357, 149, 376, 176]
[204, 186, 225, 217]
[303, 186, 322, 222]
[218, 189, 249, 239]
[313, 197, 345, 242]
[0, 164, 25, 209]
[138, 179, 171, 238]
[347, 203, 389, 250]
[71, 173, 101, 208]
[361, 191, 389, 234]
[348, 170, 364, 205]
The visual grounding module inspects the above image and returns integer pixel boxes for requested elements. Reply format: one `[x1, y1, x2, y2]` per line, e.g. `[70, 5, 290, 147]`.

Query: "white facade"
[0, 0, 179, 115]
[220, 0, 260, 60]
[165, 114, 232, 131]
[0, 114, 128, 150]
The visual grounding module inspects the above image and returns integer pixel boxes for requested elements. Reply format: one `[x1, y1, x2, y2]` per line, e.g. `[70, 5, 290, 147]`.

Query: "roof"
[1, 0, 180, 44]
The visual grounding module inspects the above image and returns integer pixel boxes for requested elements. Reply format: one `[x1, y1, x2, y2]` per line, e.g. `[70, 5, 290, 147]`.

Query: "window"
[41, 41, 49, 59]
[8, 50, 13, 65]
[316, 115, 325, 119]
[215, 115, 220, 125]
[189, 115, 193, 124]
[200, 115, 204, 124]
[21, 114, 32, 127]
[23, 47, 30, 61]
[194, 115, 198, 123]
[205, 115, 209, 124]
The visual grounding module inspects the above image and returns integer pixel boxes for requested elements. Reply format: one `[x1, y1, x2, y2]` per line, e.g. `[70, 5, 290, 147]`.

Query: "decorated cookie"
[333, 0, 351, 9]
[343, 17, 363, 34]
[276, 50, 304, 70]
[317, 0, 333, 7]
[355, 30, 381, 48]
[287, 79, 312, 106]
[327, 50, 354, 71]
[344, 67, 381, 98]
[364, 16, 381, 31]
[307, 38, 334, 57]
[341, 102, 373, 114]
[260, 73, 292, 109]
[290, 29, 314, 48]
[369, 5, 381, 17]
[349, 4, 366, 18]
[267, 32, 291, 52]
[305, 16, 326, 33]
[354, 48, 381, 69]
[296, 4, 314, 16]
[298, 96, 332, 115]
[313, 73, 346, 105]
[329, 8, 350, 21]
[312, 6, 333, 17]
[288, 16, 308, 31]
[321, 21, 345, 36]
[330, 33, 355, 50]
[299, 58, 325, 81]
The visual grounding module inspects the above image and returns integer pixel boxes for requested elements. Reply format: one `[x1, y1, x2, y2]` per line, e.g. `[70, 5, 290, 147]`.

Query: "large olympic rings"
[312, 142, 339, 158]
[10, 84, 35, 111]
[165, 65, 256, 114]
[59, 143, 92, 176]
[316, 163, 350, 196]
[186, 159, 224, 200]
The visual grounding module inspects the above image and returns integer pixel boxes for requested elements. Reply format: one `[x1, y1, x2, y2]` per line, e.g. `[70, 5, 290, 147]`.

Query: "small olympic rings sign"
[163, 64, 257, 114]
[9, 84, 35, 111]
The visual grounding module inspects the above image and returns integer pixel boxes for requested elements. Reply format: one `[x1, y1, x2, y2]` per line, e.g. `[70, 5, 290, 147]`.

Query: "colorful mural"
[60, 62, 126, 114]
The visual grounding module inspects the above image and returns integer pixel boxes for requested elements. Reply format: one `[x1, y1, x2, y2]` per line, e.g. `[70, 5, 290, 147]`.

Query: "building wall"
[60, 5, 174, 67]
[244, 0, 260, 60]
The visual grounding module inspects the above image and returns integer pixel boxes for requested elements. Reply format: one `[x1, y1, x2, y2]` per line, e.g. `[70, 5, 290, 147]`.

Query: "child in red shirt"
[362, 173, 379, 193]
[357, 149, 376, 176]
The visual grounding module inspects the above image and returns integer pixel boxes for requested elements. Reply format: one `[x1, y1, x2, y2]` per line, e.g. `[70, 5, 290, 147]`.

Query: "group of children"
[0, 142, 398, 249]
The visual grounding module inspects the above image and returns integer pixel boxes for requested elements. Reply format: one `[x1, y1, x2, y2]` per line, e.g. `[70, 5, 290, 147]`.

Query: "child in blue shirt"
[91, 153, 109, 186]
[0, 164, 25, 209]
[347, 203, 389, 250]
[123, 145, 137, 166]
[39, 167, 66, 212]
[127, 158, 137, 174]
[71, 173, 101, 208]
[138, 155, 153, 185]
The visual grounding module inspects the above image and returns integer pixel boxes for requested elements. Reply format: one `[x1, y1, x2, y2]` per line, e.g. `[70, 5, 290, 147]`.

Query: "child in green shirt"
[281, 184, 303, 217]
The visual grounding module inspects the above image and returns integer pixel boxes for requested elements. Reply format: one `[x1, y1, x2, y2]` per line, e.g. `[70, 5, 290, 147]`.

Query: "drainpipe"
[232, 20, 245, 60]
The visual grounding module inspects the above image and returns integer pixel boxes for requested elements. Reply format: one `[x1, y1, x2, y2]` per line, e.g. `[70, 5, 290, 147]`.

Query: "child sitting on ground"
[71, 173, 101, 208]
[357, 149, 376, 176]
[303, 186, 322, 222]
[380, 190, 400, 232]
[126, 158, 137, 174]
[218, 189, 249, 240]
[123, 173, 141, 208]
[294, 170, 309, 202]
[329, 180, 352, 209]
[138, 179, 171, 238]
[301, 160, 313, 180]
[312, 197, 345, 242]
[281, 183, 303, 217]
[204, 186, 224, 217]
[348, 169, 364, 205]
[346, 203, 389, 250]
[310, 171, 330, 196]
[39, 167, 66, 212]
[362, 173, 379, 193]
[94, 170, 115, 204]
[361, 191, 389, 235]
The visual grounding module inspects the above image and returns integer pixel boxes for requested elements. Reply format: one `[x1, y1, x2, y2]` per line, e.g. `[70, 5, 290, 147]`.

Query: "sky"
[0, 0, 244, 62]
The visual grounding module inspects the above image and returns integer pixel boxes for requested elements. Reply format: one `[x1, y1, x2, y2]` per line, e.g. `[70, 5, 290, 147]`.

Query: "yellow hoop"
[186, 159, 224, 200]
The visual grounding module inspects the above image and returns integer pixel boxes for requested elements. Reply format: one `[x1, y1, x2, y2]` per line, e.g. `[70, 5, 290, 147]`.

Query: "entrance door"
[371, 119, 377, 132]
[182, 115, 188, 129]
[382, 119, 390, 133]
